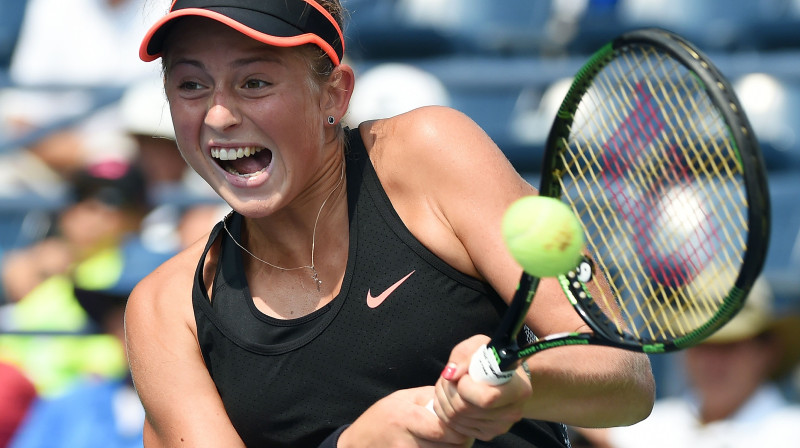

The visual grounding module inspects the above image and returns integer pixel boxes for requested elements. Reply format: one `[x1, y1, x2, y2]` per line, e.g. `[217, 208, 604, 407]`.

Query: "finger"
[455, 366, 531, 410]
[409, 387, 473, 446]
[432, 377, 457, 422]
[445, 336, 491, 377]
[436, 377, 525, 436]
[452, 373, 504, 411]
[409, 416, 473, 446]
[433, 360, 474, 421]
[442, 417, 516, 443]
[435, 372, 483, 419]
[437, 375, 511, 423]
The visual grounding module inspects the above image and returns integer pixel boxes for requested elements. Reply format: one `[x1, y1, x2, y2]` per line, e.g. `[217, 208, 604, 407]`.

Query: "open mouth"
[211, 146, 273, 178]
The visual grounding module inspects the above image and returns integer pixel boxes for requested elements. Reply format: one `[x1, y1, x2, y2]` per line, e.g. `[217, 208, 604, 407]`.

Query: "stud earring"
[327, 115, 336, 125]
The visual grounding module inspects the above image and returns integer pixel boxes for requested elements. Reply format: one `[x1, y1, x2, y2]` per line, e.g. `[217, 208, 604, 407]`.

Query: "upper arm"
[124, 251, 245, 447]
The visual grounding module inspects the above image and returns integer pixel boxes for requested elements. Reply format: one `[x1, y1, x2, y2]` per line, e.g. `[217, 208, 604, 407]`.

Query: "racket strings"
[640, 61, 748, 338]
[568, 50, 681, 338]
[558, 44, 750, 344]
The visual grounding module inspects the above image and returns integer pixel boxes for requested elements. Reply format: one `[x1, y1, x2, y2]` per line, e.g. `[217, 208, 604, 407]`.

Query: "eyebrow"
[168, 57, 204, 72]
[230, 54, 283, 69]
[168, 52, 283, 73]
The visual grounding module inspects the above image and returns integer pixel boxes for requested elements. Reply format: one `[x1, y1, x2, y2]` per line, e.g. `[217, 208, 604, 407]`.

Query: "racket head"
[540, 28, 771, 354]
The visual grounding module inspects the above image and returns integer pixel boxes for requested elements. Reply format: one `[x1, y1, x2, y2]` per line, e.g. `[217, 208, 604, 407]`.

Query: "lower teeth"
[226, 167, 266, 179]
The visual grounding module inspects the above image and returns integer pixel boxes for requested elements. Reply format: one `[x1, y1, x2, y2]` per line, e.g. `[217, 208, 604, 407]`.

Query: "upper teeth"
[211, 146, 264, 161]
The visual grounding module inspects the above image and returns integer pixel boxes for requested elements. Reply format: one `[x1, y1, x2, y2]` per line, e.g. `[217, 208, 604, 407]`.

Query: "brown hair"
[302, 0, 347, 82]
[303, 0, 349, 146]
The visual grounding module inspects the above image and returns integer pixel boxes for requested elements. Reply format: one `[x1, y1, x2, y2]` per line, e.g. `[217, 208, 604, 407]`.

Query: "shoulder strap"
[192, 212, 229, 304]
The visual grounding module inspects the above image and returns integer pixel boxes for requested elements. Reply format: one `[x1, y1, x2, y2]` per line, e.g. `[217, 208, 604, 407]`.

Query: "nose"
[204, 92, 241, 132]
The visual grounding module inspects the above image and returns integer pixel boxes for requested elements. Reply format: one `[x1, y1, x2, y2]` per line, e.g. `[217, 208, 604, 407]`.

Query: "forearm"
[139, 397, 247, 448]
[523, 346, 655, 427]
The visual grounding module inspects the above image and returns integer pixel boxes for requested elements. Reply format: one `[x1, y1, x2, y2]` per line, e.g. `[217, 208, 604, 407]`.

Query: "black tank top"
[192, 127, 571, 447]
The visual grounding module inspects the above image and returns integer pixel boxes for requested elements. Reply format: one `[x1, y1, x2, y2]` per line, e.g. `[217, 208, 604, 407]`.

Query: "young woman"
[125, 1, 655, 447]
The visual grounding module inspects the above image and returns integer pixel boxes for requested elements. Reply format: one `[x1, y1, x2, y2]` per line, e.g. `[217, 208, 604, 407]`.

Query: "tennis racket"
[467, 27, 771, 385]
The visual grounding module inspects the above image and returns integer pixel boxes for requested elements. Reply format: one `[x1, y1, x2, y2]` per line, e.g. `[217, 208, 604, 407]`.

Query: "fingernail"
[441, 363, 457, 380]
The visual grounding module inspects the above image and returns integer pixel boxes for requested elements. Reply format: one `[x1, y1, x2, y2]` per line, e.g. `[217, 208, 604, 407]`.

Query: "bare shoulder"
[362, 106, 494, 166]
[125, 238, 211, 343]
[362, 106, 525, 198]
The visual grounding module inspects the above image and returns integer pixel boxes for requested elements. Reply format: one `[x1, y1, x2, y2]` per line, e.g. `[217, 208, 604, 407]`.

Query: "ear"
[321, 63, 355, 124]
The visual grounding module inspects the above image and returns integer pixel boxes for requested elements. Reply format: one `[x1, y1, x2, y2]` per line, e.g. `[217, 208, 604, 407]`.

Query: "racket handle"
[425, 344, 514, 414]
[468, 344, 514, 385]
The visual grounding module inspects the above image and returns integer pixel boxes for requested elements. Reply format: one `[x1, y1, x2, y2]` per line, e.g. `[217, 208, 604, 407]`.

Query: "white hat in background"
[346, 63, 450, 126]
[119, 75, 174, 140]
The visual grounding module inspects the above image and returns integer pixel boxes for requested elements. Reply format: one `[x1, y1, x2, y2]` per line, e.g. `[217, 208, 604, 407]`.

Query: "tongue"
[228, 150, 272, 175]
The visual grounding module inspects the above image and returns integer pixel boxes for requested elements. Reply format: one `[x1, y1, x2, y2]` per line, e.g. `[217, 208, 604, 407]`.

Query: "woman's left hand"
[431, 335, 533, 441]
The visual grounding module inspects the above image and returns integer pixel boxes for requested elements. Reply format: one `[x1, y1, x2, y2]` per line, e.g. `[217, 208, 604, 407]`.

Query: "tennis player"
[124, 1, 655, 447]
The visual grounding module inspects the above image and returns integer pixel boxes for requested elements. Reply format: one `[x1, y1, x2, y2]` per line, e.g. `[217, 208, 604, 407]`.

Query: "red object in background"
[0, 362, 37, 448]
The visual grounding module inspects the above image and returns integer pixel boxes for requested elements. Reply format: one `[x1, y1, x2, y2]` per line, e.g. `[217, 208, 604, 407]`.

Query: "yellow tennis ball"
[502, 196, 585, 277]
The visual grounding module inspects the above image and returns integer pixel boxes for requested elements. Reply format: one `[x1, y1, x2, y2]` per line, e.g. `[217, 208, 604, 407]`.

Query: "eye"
[243, 78, 270, 89]
[179, 80, 204, 91]
[174, 80, 207, 99]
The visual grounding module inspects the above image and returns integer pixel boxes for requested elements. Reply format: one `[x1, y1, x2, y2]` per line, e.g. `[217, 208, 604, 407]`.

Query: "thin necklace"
[222, 163, 345, 291]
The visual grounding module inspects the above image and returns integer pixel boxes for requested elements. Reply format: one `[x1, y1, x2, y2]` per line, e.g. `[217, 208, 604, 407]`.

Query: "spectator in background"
[0, 362, 36, 448]
[0, 0, 168, 269]
[576, 276, 800, 448]
[1, 160, 149, 305]
[0, 160, 163, 396]
[0, 0, 171, 202]
[7, 241, 166, 448]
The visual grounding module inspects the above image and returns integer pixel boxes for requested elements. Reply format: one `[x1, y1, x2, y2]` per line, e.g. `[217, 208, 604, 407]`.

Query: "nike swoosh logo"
[366, 271, 415, 309]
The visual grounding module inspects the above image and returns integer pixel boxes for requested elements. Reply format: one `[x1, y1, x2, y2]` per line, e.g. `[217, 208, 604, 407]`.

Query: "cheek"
[254, 95, 325, 152]
[169, 102, 200, 142]
[167, 104, 207, 167]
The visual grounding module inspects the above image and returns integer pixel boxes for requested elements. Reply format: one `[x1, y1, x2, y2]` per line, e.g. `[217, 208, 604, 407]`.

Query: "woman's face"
[162, 18, 328, 217]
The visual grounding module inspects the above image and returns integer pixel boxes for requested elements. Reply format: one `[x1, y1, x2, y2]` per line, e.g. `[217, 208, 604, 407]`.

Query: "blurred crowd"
[0, 0, 799, 447]
[0, 1, 226, 446]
